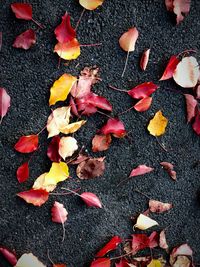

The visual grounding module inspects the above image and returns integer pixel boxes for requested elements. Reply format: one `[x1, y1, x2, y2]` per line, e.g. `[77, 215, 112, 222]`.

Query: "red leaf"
[0, 247, 17, 266]
[128, 82, 158, 99]
[53, 265, 66, 267]
[80, 192, 102, 208]
[92, 134, 112, 152]
[14, 135, 39, 153]
[100, 118, 126, 138]
[134, 97, 152, 112]
[115, 259, 129, 267]
[160, 55, 180, 81]
[54, 13, 76, 44]
[13, 29, 36, 50]
[0, 87, 11, 123]
[129, 164, 154, 177]
[140, 48, 150, 71]
[91, 258, 111, 267]
[160, 161, 177, 180]
[51, 201, 68, 223]
[192, 110, 200, 135]
[184, 94, 197, 123]
[17, 189, 49, 206]
[47, 136, 61, 162]
[16, 162, 29, 183]
[11, 3, 32, 20]
[96, 236, 122, 257]
[149, 199, 173, 213]
[159, 230, 169, 250]
[132, 231, 159, 255]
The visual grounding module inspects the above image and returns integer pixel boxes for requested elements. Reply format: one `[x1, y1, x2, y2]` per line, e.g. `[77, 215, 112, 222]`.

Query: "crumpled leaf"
[44, 162, 69, 186]
[160, 55, 180, 81]
[173, 56, 199, 88]
[160, 161, 177, 180]
[149, 200, 173, 213]
[14, 135, 39, 153]
[100, 118, 126, 138]
[165, 0, 191, 24]
[17, 189, 49, 206]
[119, 27, 139, 52]
[79, 0, 104, 10]
[54, 38, 80, 60]
[16, 162, 29, 183]
[76, 157, 105, 179]
[147, 110, 168, 137]
[49, 74, 77, 106]
[159, 230, 169, 250]
[92, 134, 112, 152]
[147, 259, 162, 267]
[128, 82, 158, 99]
[192, 110, 200, 135]
[13, 29, 36, 50]
[80, 192, 102, 208]
[15, 253, 46, 267]
[129, 164, 154, 177]
[11, 3, 32, 20]
[134, 97, 152, 112]
[132, 231, 159, 255]
[58, 136, 78, 160]
[33, 173, 56, 192]
[90, 258, 111, 267]
[184, 94, 197, 123]
[170, 243, 193, 266]
[96, 236, 122, 257]
[54, 12, 76, 44]
[0, 247, 17, 266]
[140, 48, 150, 71]
[172, 256, 191, 267]
[134, 214, 158, 230]
[0, 87, 11, 123]
[47, 136, 61, 162]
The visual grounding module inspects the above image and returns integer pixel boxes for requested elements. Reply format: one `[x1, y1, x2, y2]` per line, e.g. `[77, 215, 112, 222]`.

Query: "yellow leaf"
[44, 162, 69, 186]
[79, 0, 104, 10]
[60, 120, 86, 135]
[32, 173, 56, 192]
[54, 38, 80, 60]
[134, 214, 158, 230]
[147, 110, 168, 137]
[49, 74, 77, 106]
[59, 136, 78, 160]
[15, 253, 46, 267]
[147, 259, 162, 267]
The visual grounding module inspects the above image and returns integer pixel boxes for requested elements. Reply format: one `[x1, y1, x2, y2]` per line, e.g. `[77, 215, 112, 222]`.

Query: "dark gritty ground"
[1, 0, 200, 266]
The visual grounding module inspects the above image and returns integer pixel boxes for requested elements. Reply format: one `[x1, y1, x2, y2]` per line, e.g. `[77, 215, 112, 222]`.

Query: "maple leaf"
[17, 189, 49, 206]
[149, 200, 172, 213]
[160, 55, 180, 81]
[13, 29, 36, 50]
[44, 162, 69, 186]
[16, 162, 29, 183]
[95, 236, 122, 257]
[47, 136, 61, 162]
[92, 134, 112, 152]
[90, 258, 111, 267]
[79, 0, 104, 10]
[128, 82, 158, 99]
[15, 253, 46, 267]
[0, 247, 17, 266]
[129, 164, 154, 177]
[160, 161, 177, 180]
[134, 214, 158, 230]
[132, 232, 159, 255]
[147, 110, 168, 137]
[184, 94, 197, 123]
[140, 48, 150, 71]
[0, 87, 11, 124]
[58, 136, 78, 160]
[80, 192, 102, 208]
[14, 135, 39, 153]
[76, 157, 105, 179]
[100, 118, 126, 138]
[54, 38, 80, 60]
[33, 173, 56, 192]
[134, 97, 152, 112]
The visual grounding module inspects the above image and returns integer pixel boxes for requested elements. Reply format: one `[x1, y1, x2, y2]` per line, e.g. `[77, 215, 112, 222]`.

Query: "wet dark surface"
[1, 0, 200, 266]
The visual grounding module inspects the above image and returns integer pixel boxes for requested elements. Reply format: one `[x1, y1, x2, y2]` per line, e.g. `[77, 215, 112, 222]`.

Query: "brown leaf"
[76, 157, 105, 179]
[160, 161, 177, 180]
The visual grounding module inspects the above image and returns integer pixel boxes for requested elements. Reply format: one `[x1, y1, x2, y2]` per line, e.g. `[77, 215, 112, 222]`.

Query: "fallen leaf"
[96, 236, 122, 257]
[90, 258, 111, 267]
[173, 56, 199, 88]
[129, 164, 154, 177]
[49, 74, 77, 106]
[165, 0, 191, 24]
[0, 87, 11, 123]
[140, 49, 150, 71]
[160, 161, 177, 180]
[92, 134, 112, 152]
[16, 162, 29, 183]
[11, 3, 32, 20]
[44, 162, 69, 186]
[79, 0, 104, 10]
[170, 243, 193, 265]
[149, 200, 172, 213]
[184, 94, 197, 123]
[51, 201, 68, 223]
[13, 29, 36, 50]
[172, 256, 191, 267]
[14, 135, 39, 153]
[0, 247, 17, 266]
[195, 84, 200, 99]
[33, 173, 56, 192]
[160, 55, 180, 81]
[132, 231, 159, 255]
[70, 153, 89, 165]
[76, 157, 105, 179]
[58, 136, 78, 160]
[47, 136, 61, 162]
[147, 259, 162, 267]
[60, 120, 86, 135]
[134, 97, 152, 112]
[159, 230, 169, 250]
[134, 214, 158, 230]
[192, 110, 200, 135]
[54, 38, 80, 60]
[100, 118, 126, 138]
[80, 192, 102, 208]
[128, 82, 158, 99]
[147, 110, 168, 137]
[70, 96, 79, 116]
[15, 253, 46, 267]
[17, 189, 49, 206]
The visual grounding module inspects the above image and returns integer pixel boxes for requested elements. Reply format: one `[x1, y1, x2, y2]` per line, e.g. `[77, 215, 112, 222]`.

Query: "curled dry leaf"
[14, 135, 39, 153]
[160, 55, 180, 81]
[76, 157, 105, 179]
[33, 173, 56, 192]
[49, 74, 77, 106]
[132, 231, 159, 255]
[13, 29, 36, 50]
[129, 164, 154, 177]
[149, 200, 173, 213]
[15, 253, 46, 267]
[58, 136, 78, 160]
[134, 97, 152, 112]
[16, 162, 29, 183]
[128, 82, 158, 99]
[44, 162, 69, 186]
[96, 236, 122, 257]
[17, 189, 49, 206]
[100, 118, 126, 138]
[80, 192, 102, 208]
[192, 110, 200, 135]
[0, 247, 17, 266]
[134, 214, 158, 230]
[79, 0, 104, 10]
[54, 38, 81, 60]
[160, 161, 177, 180]
[173, 56, 199, 88]
[92, 134, 112, 152]
[170, 243, 193, 266]
[147, 110, 168, 137]
[140, 49, 150, 71]
[47, 136, 61, 162]
[0, 87, 11, 123]
[184, 94, 197, 123]
[90, 258, 111, 267]
[165, 0, 191, 24]
[159, 230, 169, 250]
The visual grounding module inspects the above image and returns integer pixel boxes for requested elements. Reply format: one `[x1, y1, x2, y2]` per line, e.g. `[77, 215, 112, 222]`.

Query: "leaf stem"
[32, 18, 43, 29]
[108, 84, 128, 93]
[155, 136, 168, 152]
[80, 43, 102, 47]
[37, 125, 47, 136]
[121, 50, 130, 77]
[75, 8, 85, 31]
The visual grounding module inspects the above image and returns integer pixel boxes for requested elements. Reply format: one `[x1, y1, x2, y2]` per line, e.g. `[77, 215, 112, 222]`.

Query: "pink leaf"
[91, 258, 111, 267]
[95, 236, 122, 257]
[0, 247, 17, 266]
[160, 55, 180, 81]
[134, 97, 152, 112]
[128, 82, 158, 99]
[47, 136, 61, 162]
[195, 85, 200, 99]
[16, 162, 29, 183]
[159, 230, 169, 250]
[184, 94, 197, 123]
[132, 231, 159, 255]
[193, 110, 200, 135]
[160, 161, 177, 180]
[165, 0, 191, 24]
[129, 164, 154, 177]
[69, 96, 79, 117]
[0, 88, 11, 123]
[13, 29, 36, 50]
[149, 199, 173, 213]
[140, 48, 150, 71]
[80, 192, 102, 208]
[17, 189, 49, 206]
[100, 118, 126, 138]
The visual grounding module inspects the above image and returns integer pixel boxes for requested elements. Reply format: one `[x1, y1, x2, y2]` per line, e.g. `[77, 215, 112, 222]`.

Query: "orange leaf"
[14, 135, 39, 153]
[54, 38, 80, 60]
[119, 27, 139, 52]
[17, 189, 49, 206]
[79, 0, 104, 10]
[92, 134, 112, 152]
